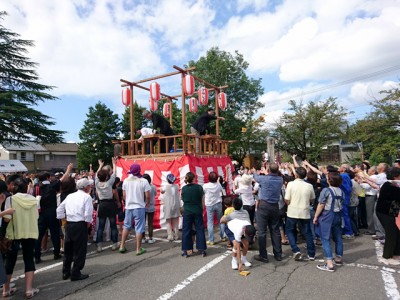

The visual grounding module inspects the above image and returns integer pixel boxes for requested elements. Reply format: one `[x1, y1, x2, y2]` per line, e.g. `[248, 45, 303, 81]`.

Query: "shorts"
[123, 208, 145, 233]
[117, 207, 125, 223]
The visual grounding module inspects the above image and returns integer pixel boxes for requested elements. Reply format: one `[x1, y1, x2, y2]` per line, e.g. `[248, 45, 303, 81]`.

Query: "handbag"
[0, 237, 12, 254]
[0, 197, 13, 254]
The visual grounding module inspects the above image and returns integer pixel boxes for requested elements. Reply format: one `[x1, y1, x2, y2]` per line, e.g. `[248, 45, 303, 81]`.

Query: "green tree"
[347, 84, 400, 164]
[187, 47, 264, 160]
[121, 102, 147, 140]
[77, 102, 121, 170]
[232, 116, 269, 165]
[0, 11, 64, 144]
[273, 97, 348, 161]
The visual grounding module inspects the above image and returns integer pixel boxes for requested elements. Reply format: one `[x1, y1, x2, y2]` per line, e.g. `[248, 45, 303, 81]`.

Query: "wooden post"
[181, 74, 186, 135]
[215, 89, 220, 136]
[168, 98, 173, 126]
[129, 85, 134, 141]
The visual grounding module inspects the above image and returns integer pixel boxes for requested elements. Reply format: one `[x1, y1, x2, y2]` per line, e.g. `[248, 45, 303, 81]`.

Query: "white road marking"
[10, 238, 135, 282]
[157, 251, 230, 300]
[374, 240, 400, 299]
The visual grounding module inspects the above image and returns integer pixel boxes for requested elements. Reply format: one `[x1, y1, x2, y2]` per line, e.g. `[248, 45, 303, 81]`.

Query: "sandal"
[281, 240, 289, 245]
[136, 247, 146, 256]
[25, 288, 39, 299]
[3, 287, 17, 298]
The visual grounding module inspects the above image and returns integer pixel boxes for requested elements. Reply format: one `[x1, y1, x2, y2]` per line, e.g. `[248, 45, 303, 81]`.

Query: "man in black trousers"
[57, 178, 93, 281]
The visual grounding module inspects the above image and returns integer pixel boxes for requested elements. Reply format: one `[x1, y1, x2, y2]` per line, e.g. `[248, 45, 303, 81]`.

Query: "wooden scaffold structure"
[114, 65, 234, 160]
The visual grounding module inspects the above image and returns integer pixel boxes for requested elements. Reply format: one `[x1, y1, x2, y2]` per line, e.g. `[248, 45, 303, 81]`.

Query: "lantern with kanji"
[198, 87, 209, 106]
[163, 102, 170, 118]
[218, 92, 227, 110]
[122, 88, 131, 106]
[183, 74, 195, 96]
[150, 82, 161, 102]
[149, 97, 158, 112]
[189, 97, 198, 113]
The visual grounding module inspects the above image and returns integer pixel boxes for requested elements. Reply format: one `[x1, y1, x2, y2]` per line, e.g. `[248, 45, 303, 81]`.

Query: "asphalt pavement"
[6, 229, 400, 300]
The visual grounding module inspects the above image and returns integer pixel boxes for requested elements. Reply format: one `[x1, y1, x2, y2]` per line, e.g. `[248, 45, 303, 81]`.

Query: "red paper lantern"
[163, 102, 170, 118]
[149, 97, 158, 112]
[150, 82, 161, 102]
[198, 87, 209, 106]
[218, 92, 227, 110]
[183, 75, 195, 96]
[189, 97, 198, 113]
[122, 88, 131, 106]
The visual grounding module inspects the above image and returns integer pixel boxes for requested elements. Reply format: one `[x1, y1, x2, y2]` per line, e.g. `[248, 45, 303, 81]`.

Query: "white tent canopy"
[0, 160, 28, 173]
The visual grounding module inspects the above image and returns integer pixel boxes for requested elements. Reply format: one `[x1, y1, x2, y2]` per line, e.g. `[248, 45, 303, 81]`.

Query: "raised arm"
[303, 160, 322, 175]
[60, 163, 74, 182]
[96, 159, 104, 173]
[292, 154, 300, 168]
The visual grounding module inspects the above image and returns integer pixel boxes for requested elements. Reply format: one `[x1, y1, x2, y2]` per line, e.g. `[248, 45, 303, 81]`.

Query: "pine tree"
[0, 11, 64, 144]
[77, 102, 121, 170]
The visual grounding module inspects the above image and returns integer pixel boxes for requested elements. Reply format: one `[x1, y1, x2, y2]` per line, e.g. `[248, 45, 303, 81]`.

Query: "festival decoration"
[149, 97, 158, 112]
[183, 74, 195, 96]
[150, 82, 161, 102]
[189, 97, 198, 113]
[163, 102, 170, 118]
[122, 88, 131, 106]
[218, 92, 227, 110]
[198, 87, 209, 106]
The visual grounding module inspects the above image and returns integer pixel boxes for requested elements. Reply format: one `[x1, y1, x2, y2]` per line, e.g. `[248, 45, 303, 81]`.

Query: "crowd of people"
[0, 155, 399, 297]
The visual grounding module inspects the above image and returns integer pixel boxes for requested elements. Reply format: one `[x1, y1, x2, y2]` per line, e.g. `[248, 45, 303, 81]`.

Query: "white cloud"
[2, 0, 400, 142]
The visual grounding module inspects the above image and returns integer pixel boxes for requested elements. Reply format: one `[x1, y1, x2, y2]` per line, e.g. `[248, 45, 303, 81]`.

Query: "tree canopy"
[77, 102, 121, 170]
[187, 47, 265, 162]
[347, 84, 400, 164]
[0, 11, 64, 144]
[273, 97, 348, 161]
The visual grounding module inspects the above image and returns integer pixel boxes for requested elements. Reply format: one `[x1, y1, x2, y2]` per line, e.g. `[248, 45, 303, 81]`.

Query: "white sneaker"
[241, 256, 252, 267]
[231, 258, 238, 270]
[111, 243, 118, 251]
[96, 243, 103, 253]
[294, 252, 302, 261]
[142, 238, 147, 244]
[148, 239, 155, 244]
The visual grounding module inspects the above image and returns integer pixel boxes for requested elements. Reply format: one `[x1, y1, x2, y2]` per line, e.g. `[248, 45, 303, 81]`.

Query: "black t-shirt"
[192, 112, 216, 135]
[376, 182, 400, 215]
[37, 180, 60, 211]
[152, 113, 174, 136]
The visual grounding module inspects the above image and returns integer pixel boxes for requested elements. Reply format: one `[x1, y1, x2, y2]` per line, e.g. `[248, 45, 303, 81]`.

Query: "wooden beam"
[120, 79, 178, 100]
[121, 67, 196, 87]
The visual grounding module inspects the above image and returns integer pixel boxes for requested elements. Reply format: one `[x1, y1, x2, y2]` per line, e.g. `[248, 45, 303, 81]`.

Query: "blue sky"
[3, 0, 400, 142]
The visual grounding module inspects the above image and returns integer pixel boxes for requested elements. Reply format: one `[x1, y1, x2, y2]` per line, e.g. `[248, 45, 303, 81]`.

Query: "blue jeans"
[286, 217, 315, 257]
[310, 207, 316, 240]
[321, 212, 343, 260]
[182, 213, 207, 251]
[342, 202, 353, 235]
[97, 216, 118, 243]
[206, 203, 223, 242]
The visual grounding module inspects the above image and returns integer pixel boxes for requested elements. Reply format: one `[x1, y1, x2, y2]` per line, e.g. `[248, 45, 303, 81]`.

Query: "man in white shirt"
[57, 178, 94, 281]
[136, 127, 156, 154]
[285, 167, 316, 261]
[120, 163, 150, 255]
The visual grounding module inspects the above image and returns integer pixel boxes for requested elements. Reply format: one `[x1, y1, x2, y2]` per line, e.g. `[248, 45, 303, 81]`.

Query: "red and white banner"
[116, 154, 233, 229]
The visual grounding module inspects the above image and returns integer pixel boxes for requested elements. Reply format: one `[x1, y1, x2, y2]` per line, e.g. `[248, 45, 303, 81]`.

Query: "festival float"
[114, 66, 234, 228]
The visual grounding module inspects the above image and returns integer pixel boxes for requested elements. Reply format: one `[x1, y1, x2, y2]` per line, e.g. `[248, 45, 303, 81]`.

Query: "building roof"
[43, 143, 78, 152]
[0, 160, 28, 173]
[1, 141, 47, 152]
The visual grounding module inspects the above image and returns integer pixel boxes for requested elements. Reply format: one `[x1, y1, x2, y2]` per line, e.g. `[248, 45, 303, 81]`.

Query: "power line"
[275, 64, 400, 102]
